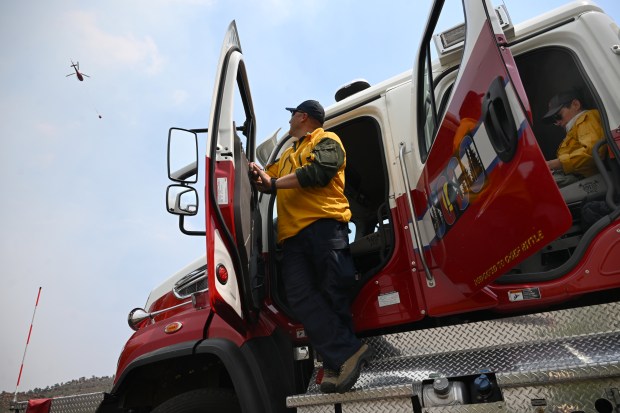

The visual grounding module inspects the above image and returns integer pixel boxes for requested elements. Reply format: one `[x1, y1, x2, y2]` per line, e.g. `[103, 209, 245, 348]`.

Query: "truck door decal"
[423, 77, 523, 244]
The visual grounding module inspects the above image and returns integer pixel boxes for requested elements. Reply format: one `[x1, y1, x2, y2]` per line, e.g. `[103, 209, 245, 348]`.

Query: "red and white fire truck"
[90, 0, 620, 412]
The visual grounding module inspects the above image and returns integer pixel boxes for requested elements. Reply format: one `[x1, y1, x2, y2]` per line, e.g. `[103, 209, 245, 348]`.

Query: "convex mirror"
[167, 185, 198, 216]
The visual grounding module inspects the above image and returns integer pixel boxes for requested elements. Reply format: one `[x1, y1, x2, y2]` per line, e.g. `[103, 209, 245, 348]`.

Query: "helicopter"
[66, 60, 90, 81]
[65, 60, 101, 118]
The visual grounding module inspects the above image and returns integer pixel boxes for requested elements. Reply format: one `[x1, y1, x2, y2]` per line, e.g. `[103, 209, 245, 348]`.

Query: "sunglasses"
[553, 104, 571, 122]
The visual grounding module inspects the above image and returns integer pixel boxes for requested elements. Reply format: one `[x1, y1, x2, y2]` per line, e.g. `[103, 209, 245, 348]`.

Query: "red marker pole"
[13, 287, 42, 403]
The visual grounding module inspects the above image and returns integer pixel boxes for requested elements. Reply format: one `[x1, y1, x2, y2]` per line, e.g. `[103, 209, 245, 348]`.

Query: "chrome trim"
[398, 142, 434, 287]
[128, 299, 193, 331]
[173, 265, 208, 299]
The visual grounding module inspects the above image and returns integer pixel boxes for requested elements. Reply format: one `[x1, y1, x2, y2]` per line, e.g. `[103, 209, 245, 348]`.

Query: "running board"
[287, 302, 620, 412]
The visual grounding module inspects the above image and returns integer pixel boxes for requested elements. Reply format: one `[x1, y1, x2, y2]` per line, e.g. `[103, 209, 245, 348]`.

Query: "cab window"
[417, 0, 465, 161]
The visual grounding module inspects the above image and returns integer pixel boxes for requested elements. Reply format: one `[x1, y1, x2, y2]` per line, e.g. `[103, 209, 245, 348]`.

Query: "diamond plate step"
[11, 392, 105, 413]
[287, 302, 620, 411]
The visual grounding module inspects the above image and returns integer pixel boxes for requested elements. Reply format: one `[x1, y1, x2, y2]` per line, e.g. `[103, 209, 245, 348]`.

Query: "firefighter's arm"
[273, 173, 302, 190]
[296, 138, 345, 187]
[249, 162, 300, 193]
[559, 113, 604, 175]
[559, 146, 594, 175]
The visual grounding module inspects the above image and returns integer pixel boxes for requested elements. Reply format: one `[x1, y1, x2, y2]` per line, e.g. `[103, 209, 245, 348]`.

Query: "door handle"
[482, 77, 518, 163]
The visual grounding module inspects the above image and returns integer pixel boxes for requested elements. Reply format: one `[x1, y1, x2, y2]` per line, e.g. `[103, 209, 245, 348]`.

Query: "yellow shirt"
[266, 128, 351, 243]
[557, 109, 604, 177]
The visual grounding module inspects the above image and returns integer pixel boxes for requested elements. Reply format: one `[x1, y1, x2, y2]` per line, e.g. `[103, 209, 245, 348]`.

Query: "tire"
[152, 388, 241, 413]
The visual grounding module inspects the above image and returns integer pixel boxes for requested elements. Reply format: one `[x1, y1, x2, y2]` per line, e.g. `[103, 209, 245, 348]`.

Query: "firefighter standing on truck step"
[249, 99, 374, 394]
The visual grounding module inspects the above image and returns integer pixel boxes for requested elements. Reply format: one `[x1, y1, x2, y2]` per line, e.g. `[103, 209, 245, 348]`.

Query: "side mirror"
[167, 185, 198, 216]
[168, 128, 198, 183]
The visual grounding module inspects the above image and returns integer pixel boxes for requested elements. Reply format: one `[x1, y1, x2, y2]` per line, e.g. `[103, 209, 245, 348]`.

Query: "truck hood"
[144, 255, 207, 311]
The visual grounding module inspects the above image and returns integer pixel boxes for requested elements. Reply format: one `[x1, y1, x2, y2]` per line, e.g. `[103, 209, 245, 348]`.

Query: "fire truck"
[91, 0, 620, 412]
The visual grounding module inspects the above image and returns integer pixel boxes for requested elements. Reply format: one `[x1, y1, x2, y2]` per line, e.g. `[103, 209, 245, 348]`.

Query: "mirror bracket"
[179, 215, 206, 236]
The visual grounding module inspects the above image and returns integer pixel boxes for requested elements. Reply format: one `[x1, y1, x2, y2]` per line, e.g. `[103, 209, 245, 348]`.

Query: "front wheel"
[152, 388, 241, 413]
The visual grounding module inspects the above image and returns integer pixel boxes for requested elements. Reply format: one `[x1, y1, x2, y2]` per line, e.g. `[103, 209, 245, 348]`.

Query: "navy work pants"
[282, 219, 361, 370]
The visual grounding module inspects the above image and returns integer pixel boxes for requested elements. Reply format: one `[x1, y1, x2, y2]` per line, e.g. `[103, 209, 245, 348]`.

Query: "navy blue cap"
[285, 100, 325, 124]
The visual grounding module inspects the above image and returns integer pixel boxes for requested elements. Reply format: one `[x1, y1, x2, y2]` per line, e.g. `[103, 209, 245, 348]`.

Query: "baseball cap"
[542, 91, 578, 121]
[285, 100, 325, 124]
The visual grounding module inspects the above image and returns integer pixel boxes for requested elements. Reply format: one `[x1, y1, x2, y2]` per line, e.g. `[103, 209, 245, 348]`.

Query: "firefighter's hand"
[547, 158, 562, 171]
[249, 163, 272, 193]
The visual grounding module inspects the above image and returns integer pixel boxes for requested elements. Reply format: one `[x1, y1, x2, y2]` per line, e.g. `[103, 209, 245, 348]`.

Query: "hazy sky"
[1, 0, 618, 394]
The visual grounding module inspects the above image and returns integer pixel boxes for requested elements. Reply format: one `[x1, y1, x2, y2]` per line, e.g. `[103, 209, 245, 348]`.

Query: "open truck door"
[410, 0, 572, 296]
[205, 21, 260, 330]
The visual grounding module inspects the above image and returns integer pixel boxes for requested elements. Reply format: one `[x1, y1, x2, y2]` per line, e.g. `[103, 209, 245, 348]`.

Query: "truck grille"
[173, 265, 207, 298]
